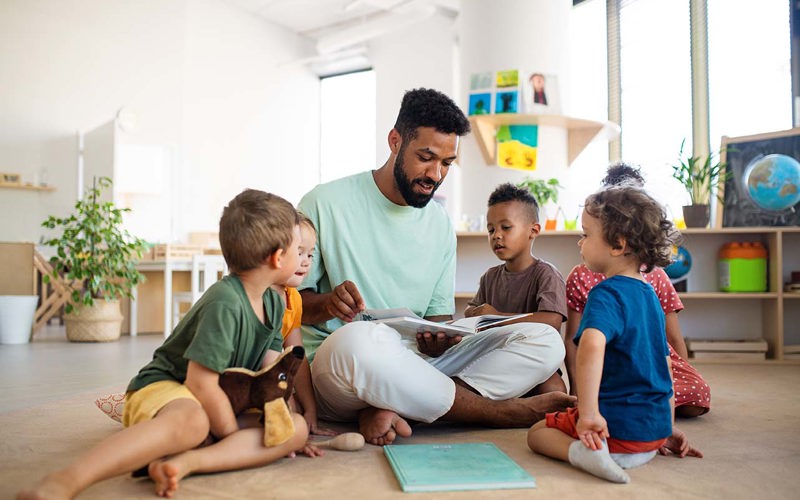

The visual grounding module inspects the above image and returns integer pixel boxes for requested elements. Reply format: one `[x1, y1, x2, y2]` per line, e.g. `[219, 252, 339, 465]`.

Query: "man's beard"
[393, 149, 441, 208]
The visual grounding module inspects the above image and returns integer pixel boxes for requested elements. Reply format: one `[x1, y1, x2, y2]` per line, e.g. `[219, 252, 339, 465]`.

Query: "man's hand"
[416, 331, 461, 357]
[659, 427, 703, 458]
[326, 280, 365, 322]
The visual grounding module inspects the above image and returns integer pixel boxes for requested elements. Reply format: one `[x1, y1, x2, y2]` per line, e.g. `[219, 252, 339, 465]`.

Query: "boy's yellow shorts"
[122, 380, 200, 427]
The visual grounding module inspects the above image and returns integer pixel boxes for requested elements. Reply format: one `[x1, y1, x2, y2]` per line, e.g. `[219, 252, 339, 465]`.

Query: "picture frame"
[716, 127, 800, 228]
[522, 72, 561, 115]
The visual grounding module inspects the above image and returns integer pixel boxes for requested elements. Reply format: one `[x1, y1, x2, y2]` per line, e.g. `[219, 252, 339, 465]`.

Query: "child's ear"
[610, 237, 627, 256]
[267, 248, 285, 269]
[529, 222, 541, 239]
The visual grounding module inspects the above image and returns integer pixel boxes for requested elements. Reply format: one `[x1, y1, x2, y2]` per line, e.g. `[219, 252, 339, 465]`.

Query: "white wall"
[0, 0, 320, 244]
[368, 12, 460, 214]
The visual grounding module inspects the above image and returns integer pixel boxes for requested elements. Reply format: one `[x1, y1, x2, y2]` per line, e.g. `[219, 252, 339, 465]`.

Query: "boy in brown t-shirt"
[466, 182, 568, 393]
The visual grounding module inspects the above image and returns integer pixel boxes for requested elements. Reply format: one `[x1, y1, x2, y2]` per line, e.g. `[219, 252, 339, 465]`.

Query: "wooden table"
[131, 259, 192, 337]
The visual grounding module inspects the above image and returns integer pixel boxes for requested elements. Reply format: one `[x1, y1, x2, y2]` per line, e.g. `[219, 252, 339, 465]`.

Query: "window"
[319, 70, 376, 183]
[708, 0, 792, 149]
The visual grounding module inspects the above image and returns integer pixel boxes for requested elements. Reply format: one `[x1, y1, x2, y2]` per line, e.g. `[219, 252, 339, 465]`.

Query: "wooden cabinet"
[455, 227, 800, 361]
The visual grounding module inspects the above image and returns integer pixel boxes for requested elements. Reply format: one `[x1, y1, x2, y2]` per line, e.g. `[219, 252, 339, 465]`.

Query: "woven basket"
[65, 299, 123, 342]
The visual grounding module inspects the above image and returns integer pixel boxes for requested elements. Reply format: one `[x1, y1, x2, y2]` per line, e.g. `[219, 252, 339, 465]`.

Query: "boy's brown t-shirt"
[468, 259, 567, 321]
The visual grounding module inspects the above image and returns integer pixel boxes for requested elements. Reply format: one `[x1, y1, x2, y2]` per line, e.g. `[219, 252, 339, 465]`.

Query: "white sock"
[568, 440, 631, 484]
[611, 451, 657, 469]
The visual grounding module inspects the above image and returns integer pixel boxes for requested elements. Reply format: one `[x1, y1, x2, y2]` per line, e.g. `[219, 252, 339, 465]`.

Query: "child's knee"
[527, 420, 548, 450]
[289, 413, 309, 449]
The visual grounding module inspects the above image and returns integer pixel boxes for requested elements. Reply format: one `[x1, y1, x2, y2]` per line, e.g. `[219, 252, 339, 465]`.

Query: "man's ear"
[388, 128, 402, 154]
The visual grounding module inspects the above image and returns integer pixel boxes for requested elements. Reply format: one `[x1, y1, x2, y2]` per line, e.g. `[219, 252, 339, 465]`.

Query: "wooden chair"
[171, 254, 227, 329]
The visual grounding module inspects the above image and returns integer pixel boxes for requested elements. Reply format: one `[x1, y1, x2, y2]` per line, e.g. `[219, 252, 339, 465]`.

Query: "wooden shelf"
[468, 113, 620, 165]
[679, 292, 779, 299]
[456, 230, 582, 238]
[0, 182, 55, 192]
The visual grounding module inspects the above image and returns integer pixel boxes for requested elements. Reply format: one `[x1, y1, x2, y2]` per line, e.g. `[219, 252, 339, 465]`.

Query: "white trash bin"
[0, 295, 38, 344]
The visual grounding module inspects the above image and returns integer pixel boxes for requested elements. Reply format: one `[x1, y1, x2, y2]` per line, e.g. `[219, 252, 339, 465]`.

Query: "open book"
[356, 308, 533, 340]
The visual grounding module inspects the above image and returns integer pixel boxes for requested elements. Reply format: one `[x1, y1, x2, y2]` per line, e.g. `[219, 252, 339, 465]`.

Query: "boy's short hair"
[601, 162, 645, 187]
[488, 182, 540, 222]
[393, 88, 471, 143]
[219, 190, 299, 273]
[584, 186, 680, 273]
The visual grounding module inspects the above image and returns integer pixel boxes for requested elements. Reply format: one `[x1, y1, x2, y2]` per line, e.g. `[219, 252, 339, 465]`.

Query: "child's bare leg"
[17, 399, 209, 500]
[527, 420, 629, 483]
[149, 413, 308, 497]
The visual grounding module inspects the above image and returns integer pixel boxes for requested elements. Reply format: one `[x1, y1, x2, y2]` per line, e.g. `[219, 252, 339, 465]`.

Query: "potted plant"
[41, 177, 148, 342]
[518, 177, 563, 230]
[671, 139, 730, 228]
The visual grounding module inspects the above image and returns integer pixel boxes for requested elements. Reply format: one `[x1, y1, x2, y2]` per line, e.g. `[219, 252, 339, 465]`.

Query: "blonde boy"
[19, 190, 308, 500]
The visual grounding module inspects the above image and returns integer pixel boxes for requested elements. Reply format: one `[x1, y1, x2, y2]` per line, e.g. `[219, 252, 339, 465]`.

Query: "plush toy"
[218, 345, 304, 447]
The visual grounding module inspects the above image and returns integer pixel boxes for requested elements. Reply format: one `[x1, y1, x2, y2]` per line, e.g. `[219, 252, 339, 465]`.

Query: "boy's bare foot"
[358, 407, 412, 446]
[17, 471, 76, 500]
[148, 460, 185, 498]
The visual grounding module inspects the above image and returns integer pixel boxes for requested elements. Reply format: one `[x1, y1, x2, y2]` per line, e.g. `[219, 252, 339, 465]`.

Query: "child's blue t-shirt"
[574, 275, 672, 442]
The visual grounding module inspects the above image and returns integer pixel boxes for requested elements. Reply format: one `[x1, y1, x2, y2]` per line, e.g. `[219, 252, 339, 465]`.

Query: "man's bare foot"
[358, 407, 412, 446]
[523, 372, 568, 397]
[148, 460, 186, 498]
[521, 391, 576, 422]
[17, 471, 76, 500]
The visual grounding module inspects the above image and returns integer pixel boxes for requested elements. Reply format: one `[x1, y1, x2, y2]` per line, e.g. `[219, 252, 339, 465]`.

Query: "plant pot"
[682, 204, 710, 228]
[544, 219, 557, 231]
[0, 295, 38, 344]
[65, 299, 123, 342]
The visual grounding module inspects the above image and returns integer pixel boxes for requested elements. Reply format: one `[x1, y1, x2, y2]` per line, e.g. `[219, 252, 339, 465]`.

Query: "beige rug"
[2, 363, 799, 499]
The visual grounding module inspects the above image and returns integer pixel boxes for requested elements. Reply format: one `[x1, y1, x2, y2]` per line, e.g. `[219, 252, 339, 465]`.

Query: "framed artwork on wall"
[717, 127, 800, 227]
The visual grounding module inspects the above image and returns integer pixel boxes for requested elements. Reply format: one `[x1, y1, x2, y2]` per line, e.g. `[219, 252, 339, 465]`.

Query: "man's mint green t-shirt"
[127, 274, 285, 391]
[298, 171, 456, 361]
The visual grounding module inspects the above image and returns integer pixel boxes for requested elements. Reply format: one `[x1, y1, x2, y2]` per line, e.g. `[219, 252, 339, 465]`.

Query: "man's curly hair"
[488, 182, 539, 222]
[394, 88, 471, 143]
[584, 186, 681, 273]
[601, 161, 645, 187]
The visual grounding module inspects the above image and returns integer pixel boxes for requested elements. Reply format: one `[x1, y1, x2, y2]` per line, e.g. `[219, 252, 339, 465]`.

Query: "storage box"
[718, 242, 767, 292]
[149, 244, 203, 260]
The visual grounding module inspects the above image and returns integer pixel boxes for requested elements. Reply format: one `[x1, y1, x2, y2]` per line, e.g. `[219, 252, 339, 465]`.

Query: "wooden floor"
[0, 325, 164, 412]
[3, 326, 800, 500]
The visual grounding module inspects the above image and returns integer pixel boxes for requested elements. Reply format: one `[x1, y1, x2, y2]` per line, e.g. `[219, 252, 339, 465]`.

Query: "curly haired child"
[527, 185, 702, 483]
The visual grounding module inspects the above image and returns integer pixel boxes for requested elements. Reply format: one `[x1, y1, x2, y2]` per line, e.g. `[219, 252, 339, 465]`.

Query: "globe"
[664, 246, 692, 281]
[744, 154, 800, 212]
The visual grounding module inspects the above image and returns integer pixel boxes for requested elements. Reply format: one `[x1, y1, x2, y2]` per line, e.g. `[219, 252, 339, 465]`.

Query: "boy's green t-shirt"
[298, 171, 456, 361]
[127, 274, 285, 392]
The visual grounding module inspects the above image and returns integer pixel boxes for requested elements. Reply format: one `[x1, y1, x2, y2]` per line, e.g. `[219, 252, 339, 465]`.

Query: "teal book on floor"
[383, 442, 536, 493]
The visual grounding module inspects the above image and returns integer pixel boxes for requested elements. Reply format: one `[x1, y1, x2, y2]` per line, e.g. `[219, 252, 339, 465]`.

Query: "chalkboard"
[717, 128, 800, 228]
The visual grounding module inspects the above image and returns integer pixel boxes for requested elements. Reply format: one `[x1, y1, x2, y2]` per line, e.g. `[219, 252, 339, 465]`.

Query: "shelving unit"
[0, 182, 55, 192]
[468, 114, 620, 165]
[455, 227, 800, 361]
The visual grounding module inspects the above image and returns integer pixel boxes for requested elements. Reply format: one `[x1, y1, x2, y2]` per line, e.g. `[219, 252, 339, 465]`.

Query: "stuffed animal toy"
[218, 345, 304, 447]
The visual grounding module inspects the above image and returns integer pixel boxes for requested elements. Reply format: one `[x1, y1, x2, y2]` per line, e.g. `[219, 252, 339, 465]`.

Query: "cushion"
[95, 392, 126, 422]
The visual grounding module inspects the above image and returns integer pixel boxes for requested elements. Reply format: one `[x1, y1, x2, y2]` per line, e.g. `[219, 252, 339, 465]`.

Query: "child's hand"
[298, 441, 325, 458]
[470, 303, 499, 316]
[659, 427, 703, 458]
[576, 413, 609, 450]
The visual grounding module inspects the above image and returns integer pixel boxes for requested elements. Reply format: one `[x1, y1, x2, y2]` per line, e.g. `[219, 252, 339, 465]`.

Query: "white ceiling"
[222, 0, 459, 52]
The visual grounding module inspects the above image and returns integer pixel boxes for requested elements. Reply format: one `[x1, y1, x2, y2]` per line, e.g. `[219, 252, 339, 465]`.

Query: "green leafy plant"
[41, 177, 148, 313]
[517, 177, 563, 208]
[671, 139, 731, 205]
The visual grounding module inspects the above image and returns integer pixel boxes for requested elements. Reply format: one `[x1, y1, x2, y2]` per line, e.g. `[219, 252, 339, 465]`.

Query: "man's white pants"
[311, 321, 565, 423]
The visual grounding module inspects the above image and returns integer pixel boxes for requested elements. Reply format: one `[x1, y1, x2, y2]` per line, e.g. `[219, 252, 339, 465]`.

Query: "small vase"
[682, 204, 710, 228]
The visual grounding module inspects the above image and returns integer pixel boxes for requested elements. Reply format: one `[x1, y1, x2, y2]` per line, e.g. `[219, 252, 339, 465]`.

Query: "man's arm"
[300, 281, 365, 324]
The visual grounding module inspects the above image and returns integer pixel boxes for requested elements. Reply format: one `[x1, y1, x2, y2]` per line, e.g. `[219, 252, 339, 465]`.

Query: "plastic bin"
[718, 242, 767, 292]
[0, 295, 38, 344]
